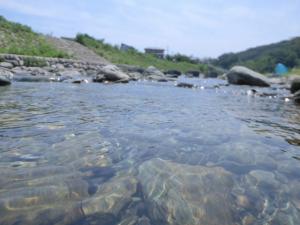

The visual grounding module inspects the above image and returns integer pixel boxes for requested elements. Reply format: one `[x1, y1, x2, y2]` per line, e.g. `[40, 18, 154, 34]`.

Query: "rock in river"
[96, 64, 130, 82]
[80, 174, 137, 223]
[0, 75, 11, 86]
[185, 70, 200, 77]
[164, 70, 182, 78]
[226, 66, 270, 87]
[0, 68, 13, 86]
[290, 78, 300, 94]
[13, 75, 56, 82]
[176, 82, 195, 88]
[143, 66, 166, 80]
[293, 90, 300, 103]
[0, 62, 14, 69]
[138, 158, 236, 225]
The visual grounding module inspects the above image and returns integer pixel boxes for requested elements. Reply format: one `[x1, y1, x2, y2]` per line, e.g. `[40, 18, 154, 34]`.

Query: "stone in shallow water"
[176, 82, 195, 88]
[36, 123, 65, 130]
[0, 62, 14, 69]
[266, 202, 300, 225]
[0, 184, 82, 225]
[290, 78, 300, 94]
[226, 66, 270, 87]
[80, 175, 138, 223]
[117, 215, 151, 225]
[211, 141, 278, 175]
[0, 68, 13, 86]
[0, 185, 70, 211]
[247, 170, 280, 190]
[10, 161, 37, 168]
[0, 170, 137, 224]
[0, 75, 11, 86]
[289, 181, 300, 210]
[138, 158, 236, 225]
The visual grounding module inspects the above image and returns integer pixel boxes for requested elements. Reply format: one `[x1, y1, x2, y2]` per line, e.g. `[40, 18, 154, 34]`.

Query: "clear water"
[0, 79, 300, 225]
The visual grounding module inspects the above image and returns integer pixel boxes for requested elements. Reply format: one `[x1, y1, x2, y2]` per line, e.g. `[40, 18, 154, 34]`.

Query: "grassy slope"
[288, 67, 300, 76]
[0, 16, 208, 72]
[75, 34, 208, 73]
[0, 16, 69, 58]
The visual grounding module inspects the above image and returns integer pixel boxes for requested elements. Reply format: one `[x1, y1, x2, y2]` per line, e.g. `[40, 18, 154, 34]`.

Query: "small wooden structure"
[144, 48, 165, 59]
[120, 43, 135, 52]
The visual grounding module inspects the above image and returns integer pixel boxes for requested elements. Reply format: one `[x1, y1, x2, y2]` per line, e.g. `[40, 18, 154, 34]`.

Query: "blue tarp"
[275, 63, 288, 75]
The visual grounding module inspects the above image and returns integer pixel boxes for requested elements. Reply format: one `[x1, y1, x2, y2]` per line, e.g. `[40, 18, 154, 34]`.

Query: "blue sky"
[0, 0, 300, 57]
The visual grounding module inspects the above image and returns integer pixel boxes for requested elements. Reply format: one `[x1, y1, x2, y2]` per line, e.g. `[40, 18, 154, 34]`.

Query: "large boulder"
[0, 76, 11, 86]
[143, 66, 176, 82]
[0, 68, 13, 86]
[290, 78, 300, 94]
[0, 62, 14, 69]
[143, 66, 165, 80]
[185, 70, 200, 77]
[93, 74, 106, 83]
[293, 90, 300, 103]
[164, 70, 182, 78]
[96, 65, 130, 82]
[226, 66, 270, 87]
[138, 158, 236, 225]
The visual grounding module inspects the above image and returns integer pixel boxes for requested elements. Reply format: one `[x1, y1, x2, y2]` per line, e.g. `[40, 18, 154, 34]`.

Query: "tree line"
[213, 37, 300, 73]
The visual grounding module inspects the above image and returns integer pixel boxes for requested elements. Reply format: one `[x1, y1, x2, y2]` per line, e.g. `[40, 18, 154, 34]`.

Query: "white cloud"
[0, 0, 299, 57]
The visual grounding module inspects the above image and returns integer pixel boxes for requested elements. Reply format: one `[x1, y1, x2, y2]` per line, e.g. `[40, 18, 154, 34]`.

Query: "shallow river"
[1, 78, 300, 225]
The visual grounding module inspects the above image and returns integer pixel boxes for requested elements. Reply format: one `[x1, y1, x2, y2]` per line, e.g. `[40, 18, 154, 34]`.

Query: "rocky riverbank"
[0, 54, 182, 85]
[1, 54, 300, 103]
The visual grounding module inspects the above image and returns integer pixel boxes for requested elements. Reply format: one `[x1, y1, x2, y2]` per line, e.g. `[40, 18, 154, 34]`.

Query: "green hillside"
[75, 34, 208, 73]
[0, 15, 208, 73]
[215, 37, 300, 73]
[0, 16, 69, 58]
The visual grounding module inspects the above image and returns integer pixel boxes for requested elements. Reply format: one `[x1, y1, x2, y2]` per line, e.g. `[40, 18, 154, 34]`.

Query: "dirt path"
[45, 36, 110, 64]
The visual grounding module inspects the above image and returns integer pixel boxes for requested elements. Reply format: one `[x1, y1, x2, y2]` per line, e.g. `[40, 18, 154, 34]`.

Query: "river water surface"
[1, 78, 300, 225]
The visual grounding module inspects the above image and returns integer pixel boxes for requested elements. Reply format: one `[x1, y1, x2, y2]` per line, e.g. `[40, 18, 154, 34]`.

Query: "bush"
[23, 57, 47, 67]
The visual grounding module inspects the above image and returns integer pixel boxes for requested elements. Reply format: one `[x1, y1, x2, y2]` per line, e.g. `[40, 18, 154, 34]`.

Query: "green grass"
[0, 16, 69, 58]
[289, 67, 300, 75]
[76, 34, 208, 73]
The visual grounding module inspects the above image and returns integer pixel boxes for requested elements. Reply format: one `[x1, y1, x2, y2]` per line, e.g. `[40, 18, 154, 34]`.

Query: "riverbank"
[2, 53, 300, 105]
[0, 16, 211, 77]
[0, 53, 195, 84]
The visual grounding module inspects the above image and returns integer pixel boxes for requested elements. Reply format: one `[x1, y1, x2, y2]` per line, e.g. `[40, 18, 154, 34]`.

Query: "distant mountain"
[214, 37, 300, 73]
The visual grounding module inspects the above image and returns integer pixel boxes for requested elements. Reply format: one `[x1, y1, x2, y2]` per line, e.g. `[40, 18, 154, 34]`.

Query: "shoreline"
[0, 53, 186, 84]
[0, 53, 300, 104]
